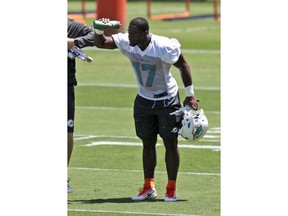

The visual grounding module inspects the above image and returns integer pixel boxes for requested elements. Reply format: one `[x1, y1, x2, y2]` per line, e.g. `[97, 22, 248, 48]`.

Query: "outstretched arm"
[94, 30, 118, 49]
[173, 53, 199, 110]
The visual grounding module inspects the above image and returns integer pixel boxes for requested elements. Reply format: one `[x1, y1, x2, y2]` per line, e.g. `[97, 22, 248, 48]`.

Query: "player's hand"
[67, 38, 75, 50]
[183, 96, 199, 110]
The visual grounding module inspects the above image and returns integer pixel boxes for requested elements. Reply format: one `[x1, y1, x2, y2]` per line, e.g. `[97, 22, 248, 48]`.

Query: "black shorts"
[68, 85, 75, 133]
[133, 93, 182, 140]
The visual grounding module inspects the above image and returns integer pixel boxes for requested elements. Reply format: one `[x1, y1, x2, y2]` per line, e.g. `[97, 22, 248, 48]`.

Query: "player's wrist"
[185, 84, 195, 97]
[95, 29, 104, 35]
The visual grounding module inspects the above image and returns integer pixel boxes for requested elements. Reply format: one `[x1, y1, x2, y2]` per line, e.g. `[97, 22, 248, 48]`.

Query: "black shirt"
[67, 18, 95, 85]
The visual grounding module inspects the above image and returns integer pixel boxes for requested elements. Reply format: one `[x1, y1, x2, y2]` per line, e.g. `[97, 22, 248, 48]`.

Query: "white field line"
[171, 26, 220, 34]
[75, 105, 220, 115]
[77, 82, 220, 91]
[181, 49, 220, 54]
[75, 129, 220, 145]
[74, 134, 137, 140]
[84, 141, 220, 150]
[75, 128, 220, 144]
[74, 128, 220, 140]
[68, 209, 199, 216]
[78, 138, 220, 144]
[84, 141, 143, 147]
[128, 9, 185, 15]
[75, 137, 219, 143]
[69, 167, 220, 177]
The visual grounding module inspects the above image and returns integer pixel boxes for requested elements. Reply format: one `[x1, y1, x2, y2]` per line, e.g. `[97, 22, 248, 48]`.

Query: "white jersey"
[112, 33, 181, 100]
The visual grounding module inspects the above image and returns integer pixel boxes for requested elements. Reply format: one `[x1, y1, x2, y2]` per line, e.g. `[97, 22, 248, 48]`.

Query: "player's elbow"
[94, 42, 105, 48]
[94, 39, 105, 48]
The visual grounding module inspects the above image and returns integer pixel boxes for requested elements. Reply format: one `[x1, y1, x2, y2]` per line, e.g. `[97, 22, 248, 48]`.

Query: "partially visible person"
[94, 17, 199, 202]
[67, 18, 95, 193]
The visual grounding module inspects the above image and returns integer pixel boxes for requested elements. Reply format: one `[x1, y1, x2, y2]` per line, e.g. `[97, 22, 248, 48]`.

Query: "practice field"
[68, 1, 220, 216]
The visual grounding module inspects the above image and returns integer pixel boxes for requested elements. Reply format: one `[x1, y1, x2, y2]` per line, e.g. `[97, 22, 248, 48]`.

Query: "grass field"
[68, 1, 220, 216]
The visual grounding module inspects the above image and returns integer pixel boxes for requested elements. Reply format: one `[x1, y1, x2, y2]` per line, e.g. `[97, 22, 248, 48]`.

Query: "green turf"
[68, 1, 220, 215]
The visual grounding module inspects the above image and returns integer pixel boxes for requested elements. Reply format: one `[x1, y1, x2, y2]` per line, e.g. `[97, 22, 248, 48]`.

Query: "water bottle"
[93, 20, 121, 30]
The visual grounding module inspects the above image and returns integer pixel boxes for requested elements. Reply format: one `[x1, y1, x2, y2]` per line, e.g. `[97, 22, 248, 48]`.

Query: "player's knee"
[142, 135, 157, 149]
[163, 138, 178, 151]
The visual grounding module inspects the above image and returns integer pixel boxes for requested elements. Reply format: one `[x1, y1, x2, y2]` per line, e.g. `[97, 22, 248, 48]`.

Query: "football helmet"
[178, 108, 208, 141]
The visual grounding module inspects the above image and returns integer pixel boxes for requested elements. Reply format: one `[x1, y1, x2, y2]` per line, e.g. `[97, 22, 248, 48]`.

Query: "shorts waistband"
[153, 91, 168, 98]
[137, 94, 178, 109]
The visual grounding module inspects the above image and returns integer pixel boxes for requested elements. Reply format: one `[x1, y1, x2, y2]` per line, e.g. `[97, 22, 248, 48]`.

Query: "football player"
[94, 17, 199, 202]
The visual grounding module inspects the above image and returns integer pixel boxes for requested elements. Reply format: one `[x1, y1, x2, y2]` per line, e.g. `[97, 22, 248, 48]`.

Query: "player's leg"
[67, 132, 74, 165]
[161, 133, 179, 202]
[163, 138, 179, 181]
[162, 138, 179, 202]
[67, 85, 75, 193]
[132, 95, 158, 201]
[158, 94, 181, 182]
[67, 85, 75, 165]
[158, 94, 182, 201]
[130, 135, 158, 200]
[142, 135, 157, 179]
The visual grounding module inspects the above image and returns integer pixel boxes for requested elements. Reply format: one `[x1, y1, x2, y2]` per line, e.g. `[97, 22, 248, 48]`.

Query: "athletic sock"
[144, 178, 155, 188]
[166, 180, 176, 189]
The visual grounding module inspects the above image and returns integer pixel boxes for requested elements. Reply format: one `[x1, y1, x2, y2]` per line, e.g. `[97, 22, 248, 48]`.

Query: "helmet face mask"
[178, 109, 208, 141]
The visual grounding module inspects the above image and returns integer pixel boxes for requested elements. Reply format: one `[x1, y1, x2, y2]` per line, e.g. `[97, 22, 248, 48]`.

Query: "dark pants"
[68, 85, 75, 133]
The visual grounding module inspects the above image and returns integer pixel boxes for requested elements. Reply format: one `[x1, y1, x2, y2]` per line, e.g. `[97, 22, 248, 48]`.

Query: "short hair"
[129, 17, 149, 32]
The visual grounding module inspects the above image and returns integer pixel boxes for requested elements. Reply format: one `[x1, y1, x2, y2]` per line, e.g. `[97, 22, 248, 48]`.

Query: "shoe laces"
[166, 187, 176, 198]
[138, 186, 153, 196]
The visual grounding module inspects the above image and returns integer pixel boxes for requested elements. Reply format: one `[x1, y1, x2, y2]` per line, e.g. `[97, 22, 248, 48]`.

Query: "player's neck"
[138, 35, 151, 51]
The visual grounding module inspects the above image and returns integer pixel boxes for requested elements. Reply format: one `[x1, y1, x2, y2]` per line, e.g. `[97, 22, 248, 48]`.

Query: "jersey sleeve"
[67, 18, 95, 48]
[112, 33, 130, 54]
[161, 38, 181, 64]
[74, 27, 95, 48]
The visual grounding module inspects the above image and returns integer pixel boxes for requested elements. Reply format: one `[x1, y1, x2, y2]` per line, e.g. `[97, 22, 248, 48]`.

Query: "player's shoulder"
[112, 32, 129, 44]
[151, 34, 181, 51]
[113, 32, 128, 40]
[112, 32, 130, 49]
